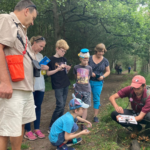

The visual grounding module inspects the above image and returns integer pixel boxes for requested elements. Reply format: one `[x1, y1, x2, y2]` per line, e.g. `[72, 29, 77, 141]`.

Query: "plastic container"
[72, 138, 77, 144]
[41, 70, 46, 75]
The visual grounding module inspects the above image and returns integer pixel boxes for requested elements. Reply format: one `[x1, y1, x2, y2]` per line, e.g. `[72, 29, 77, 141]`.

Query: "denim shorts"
[51, 131, 65, 146]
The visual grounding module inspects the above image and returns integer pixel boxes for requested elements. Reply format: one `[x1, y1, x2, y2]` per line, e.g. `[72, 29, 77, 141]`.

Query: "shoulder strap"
[129, 87, 133, 99]
[13, 20, 33, 61]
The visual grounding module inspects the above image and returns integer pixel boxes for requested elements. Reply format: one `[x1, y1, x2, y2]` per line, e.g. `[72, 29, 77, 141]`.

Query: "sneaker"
[34, 130, 45, 139]
[24, 131, 37, 141]
[94, 117, 99, 123]
[47, 127, 51, 134]
[66, 138, 82, 147]
[81, 124, 87, 130]
[56, 144, 75, 150]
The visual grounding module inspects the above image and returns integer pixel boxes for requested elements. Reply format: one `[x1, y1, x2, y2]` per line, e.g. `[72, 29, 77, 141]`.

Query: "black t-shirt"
[48, 56, 70, 89]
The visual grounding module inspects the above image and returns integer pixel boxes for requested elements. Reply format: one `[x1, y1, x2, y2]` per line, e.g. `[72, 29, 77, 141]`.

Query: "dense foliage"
[1, 0, 150, 72]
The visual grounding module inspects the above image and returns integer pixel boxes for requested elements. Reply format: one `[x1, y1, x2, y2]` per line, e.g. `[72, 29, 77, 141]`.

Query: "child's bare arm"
[65, 130, 90, 141]
[47, 66, 62, 76]
[76, 116, 92, 127]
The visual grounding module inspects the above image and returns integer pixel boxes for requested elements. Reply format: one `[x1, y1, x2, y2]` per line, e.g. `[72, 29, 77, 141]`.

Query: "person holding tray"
[109, 75, 150, 134]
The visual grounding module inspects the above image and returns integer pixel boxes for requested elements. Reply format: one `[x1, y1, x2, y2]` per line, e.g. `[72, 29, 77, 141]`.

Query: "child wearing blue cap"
[73, 48, 92, 130]
[49, 94, 92, 150]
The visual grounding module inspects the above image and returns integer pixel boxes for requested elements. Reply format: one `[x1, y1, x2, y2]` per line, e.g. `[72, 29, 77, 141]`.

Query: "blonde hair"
[56, 39, 69, 50]
[30, 36, 46, 46]
[94, 43, 107, 53]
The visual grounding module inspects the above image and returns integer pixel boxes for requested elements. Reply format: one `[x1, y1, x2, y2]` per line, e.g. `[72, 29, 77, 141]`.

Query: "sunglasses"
[26, 5, 37, 10]
[35, 37, 45, 41]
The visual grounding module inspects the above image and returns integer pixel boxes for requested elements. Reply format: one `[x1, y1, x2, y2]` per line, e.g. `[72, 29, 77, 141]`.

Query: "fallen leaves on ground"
[130, 133, 137, 139]
[138, 136, 149, 142]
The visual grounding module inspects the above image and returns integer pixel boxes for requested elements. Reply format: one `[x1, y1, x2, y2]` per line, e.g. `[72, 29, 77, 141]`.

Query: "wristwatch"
[102, 75, 105, 79]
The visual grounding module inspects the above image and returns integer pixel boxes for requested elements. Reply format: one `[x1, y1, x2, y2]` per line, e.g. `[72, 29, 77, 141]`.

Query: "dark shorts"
[74, 90, 91, 106]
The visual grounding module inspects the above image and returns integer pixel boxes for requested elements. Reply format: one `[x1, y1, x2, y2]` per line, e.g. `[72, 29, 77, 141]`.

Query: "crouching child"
[49, 95, 92, 150]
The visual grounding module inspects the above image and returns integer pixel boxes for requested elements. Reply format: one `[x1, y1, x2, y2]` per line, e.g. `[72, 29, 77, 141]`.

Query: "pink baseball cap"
[130, 75, 146, 88]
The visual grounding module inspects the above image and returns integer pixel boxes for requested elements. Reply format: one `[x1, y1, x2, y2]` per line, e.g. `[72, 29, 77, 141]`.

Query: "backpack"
[129, 85, 150, 111]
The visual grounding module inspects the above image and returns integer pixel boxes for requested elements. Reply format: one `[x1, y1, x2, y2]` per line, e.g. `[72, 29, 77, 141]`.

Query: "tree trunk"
[111, 59, 117, 69]
[52, 0, 61, 42]
[134, 57, 136, 71]
[148, 47, 150, 73]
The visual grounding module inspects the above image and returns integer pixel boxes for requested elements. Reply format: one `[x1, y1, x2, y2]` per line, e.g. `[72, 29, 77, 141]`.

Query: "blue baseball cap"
[69, 94, 89, 110]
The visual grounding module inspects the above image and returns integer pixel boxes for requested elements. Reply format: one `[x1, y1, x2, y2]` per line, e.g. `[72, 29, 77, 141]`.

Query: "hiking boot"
[34, 130, 45, 139]
[66, 138, 82, 147]
[94, 117, 99, 123]
[24, 131, 37, 141]
[56, 144, 75, 150]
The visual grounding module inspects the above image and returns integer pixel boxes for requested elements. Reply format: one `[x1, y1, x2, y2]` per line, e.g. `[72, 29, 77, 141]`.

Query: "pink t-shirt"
[118, 86, 150, 113]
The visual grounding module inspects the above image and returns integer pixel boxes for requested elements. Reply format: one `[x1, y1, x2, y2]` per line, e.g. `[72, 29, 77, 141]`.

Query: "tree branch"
[59, 7, 77, 16]
[100, 18, 131, 37]
[43, 9, 53, 14]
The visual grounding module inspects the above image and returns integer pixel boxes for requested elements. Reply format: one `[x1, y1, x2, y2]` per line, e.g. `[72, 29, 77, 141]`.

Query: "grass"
[73, 76, 131, 150]
[73, 74, 150, 150]
[45, 77, 53, 91]
[129, 70, 135, 75]
[111, 68, 116, 74]
[74, 98, 129, 150]
[8, 143, 29, 150]
[140, 73, 150, 85]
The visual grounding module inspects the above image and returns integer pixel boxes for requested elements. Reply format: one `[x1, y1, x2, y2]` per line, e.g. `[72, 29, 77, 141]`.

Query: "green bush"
[139, 73, 150, 85]
[111, 68, 116, 74]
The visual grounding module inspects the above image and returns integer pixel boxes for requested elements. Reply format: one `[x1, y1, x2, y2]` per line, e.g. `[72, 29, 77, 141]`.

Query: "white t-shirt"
[34, 53, 45, 91]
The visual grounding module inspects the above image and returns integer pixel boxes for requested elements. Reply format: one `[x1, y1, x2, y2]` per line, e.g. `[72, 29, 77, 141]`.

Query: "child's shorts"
[51, 122, 78, 146]
[74, 90, 91, 106]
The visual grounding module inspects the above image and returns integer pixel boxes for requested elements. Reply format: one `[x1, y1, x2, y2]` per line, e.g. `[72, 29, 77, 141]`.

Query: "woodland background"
[1, 0, 150, 77]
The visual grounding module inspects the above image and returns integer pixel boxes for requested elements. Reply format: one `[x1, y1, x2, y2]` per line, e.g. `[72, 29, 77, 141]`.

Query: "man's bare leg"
[10, 125, 25, 150]
[0, 136, 9, 150]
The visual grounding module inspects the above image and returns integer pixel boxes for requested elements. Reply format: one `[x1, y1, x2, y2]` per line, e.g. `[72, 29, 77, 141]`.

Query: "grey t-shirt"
[73, 65, 92, 92]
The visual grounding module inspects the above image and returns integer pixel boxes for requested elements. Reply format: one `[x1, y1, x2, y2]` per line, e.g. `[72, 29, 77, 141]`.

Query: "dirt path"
[24, 72, 132, 150]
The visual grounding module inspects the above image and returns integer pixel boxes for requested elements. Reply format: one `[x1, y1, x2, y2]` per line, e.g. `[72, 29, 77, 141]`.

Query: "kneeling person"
[109, 75, 150, 133]
[49, 95, 92, 150]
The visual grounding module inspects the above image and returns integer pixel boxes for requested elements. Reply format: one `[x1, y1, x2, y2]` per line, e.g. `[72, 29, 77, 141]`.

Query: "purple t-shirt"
[73, 65, 92, 92]
[118, 86, 150, 113]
